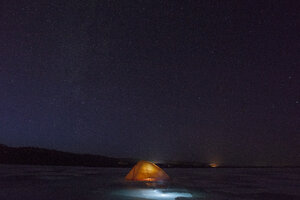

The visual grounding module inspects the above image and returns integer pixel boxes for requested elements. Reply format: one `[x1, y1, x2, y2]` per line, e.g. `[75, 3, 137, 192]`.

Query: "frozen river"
[0, 165, 299, 200]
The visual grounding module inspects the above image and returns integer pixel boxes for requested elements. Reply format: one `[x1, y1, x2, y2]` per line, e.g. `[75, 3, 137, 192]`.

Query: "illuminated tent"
[125, 160, 170, 181]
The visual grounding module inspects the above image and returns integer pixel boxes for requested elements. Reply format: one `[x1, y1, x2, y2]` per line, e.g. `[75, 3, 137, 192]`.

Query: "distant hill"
[0, 144, 136, 167]
[4, 144, 294, 168]
[0, 144, 209, 168]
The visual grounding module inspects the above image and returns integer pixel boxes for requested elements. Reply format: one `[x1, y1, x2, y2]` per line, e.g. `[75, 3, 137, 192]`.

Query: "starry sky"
[1, 1, 299, 166]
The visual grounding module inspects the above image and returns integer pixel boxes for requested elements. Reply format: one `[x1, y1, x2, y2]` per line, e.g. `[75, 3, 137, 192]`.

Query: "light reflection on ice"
[1, 165, 299, 200]
[112, 188, 194, 200]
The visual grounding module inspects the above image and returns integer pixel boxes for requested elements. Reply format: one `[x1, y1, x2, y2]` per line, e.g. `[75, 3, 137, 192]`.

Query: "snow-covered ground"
[0, 165, 299, 200]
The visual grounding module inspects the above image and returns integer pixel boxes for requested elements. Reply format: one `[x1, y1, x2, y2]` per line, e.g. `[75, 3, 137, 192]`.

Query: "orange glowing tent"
[125, 160, 170, 181]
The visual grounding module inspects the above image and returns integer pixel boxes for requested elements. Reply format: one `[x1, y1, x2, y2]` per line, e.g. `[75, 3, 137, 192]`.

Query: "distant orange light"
[209, 163, 218, 168]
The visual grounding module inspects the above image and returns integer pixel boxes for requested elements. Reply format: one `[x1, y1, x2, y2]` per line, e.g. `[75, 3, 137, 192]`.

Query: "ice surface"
[0, 165, 299, 200]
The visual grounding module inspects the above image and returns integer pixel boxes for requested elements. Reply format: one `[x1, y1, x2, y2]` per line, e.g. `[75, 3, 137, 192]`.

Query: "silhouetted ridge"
[0, 144, 136, 167]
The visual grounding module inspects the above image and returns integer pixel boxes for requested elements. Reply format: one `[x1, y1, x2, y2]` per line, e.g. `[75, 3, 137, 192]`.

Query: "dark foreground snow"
[0, 165, 299, 200]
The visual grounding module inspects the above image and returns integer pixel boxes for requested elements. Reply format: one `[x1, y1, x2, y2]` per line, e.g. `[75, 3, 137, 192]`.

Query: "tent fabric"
[125, 160, 170, 181]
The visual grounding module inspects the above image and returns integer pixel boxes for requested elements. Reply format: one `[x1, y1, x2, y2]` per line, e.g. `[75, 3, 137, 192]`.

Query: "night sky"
[1, 1, 299, 166]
